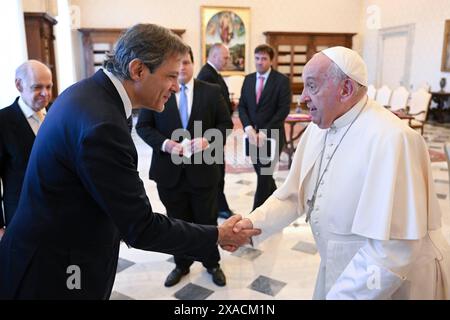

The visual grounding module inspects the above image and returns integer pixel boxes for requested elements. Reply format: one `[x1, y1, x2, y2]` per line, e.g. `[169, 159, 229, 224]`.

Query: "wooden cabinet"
[78, 28, 186, 78]
[264, 31, 356, 108]
[24, 12, 58, 100]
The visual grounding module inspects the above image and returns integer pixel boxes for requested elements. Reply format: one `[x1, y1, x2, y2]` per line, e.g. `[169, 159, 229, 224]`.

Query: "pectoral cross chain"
[305, 195, 315, 223]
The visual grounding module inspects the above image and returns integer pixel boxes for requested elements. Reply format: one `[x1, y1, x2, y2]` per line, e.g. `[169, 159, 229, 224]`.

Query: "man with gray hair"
[0, 23, 260, 299]
[233, 46, 450, 299]
[0, 60, 53, 238]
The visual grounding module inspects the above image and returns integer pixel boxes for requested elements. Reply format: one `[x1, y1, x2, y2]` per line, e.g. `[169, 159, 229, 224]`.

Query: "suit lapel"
[165, 95, 183, 129]
[248, 73, 257, 107]
[187, 80, 201, 131]
[11, 101, 36, 142]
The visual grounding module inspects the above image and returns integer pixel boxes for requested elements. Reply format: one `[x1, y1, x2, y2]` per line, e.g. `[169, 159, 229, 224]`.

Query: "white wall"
[362, 0, 450, 91]
[0, 0, 28, 108]
[70, 0, 363, 78]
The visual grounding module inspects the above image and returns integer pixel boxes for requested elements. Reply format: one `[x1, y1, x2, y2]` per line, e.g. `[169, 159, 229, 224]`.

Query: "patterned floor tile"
[174, 283, 214, 300]
[292, 241, 318, 255]
[116, 258, 135, 273]
[231, 246, 263, 260]
[236, 180, 253, 185]
[248, 275, 286, 297]
[110, 291, 134, 300]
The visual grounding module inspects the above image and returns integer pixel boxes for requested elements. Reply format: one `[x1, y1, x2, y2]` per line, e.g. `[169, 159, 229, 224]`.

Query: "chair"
[407, 88, 432, 135]
[367, 84, 377, 100]
[389, 86, 410, 111]
[375, 85, 392, 107]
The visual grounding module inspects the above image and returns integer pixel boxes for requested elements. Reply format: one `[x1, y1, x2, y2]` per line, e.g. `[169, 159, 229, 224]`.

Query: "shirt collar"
[207, 61, 219, 73]
[18, 97, 45, 119]
[179, 77, 194, 92]
[331, 95, 368, 130]
[103, 69, 132, 119]
[257, 68, 271, 79]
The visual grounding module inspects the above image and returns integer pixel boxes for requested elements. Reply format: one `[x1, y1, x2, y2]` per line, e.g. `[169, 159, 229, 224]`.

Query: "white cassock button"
[315, 232, 320, 236]
[318, 194, 322, 198]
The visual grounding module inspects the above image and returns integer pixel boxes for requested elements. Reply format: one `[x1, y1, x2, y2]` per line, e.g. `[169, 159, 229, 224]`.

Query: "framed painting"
[201, 6, 250, 75]
[441, 20, 450, 72]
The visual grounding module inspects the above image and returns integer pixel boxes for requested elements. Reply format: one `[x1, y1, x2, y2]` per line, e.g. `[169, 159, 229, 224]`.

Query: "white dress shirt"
[103, 69, 133, 119]
[18, 97, 46, 136]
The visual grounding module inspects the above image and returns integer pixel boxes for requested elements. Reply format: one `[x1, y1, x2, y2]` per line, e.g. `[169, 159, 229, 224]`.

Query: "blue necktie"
[179, 84, 188, 129]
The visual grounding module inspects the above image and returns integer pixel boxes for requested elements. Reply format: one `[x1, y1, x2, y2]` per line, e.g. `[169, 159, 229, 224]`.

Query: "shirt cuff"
[161, 139, 170, 152]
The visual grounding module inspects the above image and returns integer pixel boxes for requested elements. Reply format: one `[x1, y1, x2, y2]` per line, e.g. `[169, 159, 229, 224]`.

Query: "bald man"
[198, 43, 234, 219]
[0, 60, 53, 235]
[234, 47, 450, 299]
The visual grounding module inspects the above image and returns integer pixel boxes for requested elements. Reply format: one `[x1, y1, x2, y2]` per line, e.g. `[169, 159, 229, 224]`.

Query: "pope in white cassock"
[233, 46, 450, 299]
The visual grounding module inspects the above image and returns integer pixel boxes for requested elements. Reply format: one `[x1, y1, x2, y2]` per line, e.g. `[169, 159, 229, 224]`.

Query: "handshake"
[217, 215, 261, 252]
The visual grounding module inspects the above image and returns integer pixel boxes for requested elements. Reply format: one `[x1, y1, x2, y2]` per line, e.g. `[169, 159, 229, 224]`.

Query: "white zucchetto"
[321, 46, 368, 87]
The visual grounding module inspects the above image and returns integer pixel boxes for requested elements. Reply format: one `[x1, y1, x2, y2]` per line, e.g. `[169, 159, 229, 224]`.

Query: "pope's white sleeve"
[326, 238, 422, 300]
[246, 195, 299, 246]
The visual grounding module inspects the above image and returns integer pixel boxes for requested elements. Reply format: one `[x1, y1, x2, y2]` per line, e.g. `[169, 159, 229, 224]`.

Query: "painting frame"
[201, 6, 250, 76]
[441, 19, 450, 72]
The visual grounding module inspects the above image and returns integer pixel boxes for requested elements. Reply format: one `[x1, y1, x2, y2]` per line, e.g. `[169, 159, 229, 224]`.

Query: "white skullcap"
[321, 46, 368, 87]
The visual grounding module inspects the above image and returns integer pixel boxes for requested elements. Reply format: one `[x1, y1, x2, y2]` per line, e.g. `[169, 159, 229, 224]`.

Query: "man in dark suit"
[197, 43, 234, 219]
[0, 24, 260, 300]
[0, 60, 53, 238]
[238, 44, 291, 210]
[136, 48, 233, 287]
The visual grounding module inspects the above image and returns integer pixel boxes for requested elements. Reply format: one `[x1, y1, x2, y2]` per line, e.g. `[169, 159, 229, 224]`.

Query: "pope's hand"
[217, 214, 261, 252]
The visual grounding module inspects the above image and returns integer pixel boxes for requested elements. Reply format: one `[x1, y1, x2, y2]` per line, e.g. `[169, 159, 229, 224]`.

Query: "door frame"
[376, 24, 415, 88]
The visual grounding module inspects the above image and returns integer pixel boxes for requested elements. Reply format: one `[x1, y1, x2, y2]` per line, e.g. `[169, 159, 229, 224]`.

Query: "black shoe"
[164, 268, 189, 287]
[207, 267, 226, 286]
[218, 210, 234, 219]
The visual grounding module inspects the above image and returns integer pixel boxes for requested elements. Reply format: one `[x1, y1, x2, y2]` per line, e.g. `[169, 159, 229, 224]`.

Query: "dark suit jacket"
[0, 98, 36, 228]
[238, 69, 291, 147]
[197, 63, 232, 115]
[0, 70, 219, 299]
[136, 79, 232, 189]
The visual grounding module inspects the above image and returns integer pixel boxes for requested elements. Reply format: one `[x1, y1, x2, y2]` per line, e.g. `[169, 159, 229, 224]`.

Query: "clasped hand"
[217, 215, 260, 252]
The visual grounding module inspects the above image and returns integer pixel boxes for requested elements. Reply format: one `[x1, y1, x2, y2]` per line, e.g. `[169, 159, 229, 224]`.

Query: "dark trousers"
[157, 173, 220, 271]
[217, 161, 231, 212]
[251, 140, 284, 210]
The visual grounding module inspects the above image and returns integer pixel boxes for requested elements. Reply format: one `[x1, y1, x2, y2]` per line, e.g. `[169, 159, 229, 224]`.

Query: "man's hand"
[256, 131, 267, 148]
[246, 128, 258, 146]
[165, 140, 183, 156]
[217, 215, 261, 252]
[0, 227, 5, 240]
[190, 138, 209, 153]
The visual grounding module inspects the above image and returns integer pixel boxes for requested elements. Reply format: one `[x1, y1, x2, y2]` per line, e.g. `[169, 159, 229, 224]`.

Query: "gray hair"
[207, 43, 226, 59]
[104, 24, 189, 80]
[15, 59, 50, 84]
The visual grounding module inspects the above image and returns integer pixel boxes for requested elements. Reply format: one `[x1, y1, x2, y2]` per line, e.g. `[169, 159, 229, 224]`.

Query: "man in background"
[238, 44, 291, 210]
[197, 43, 234, 219]
[136, 47, 232, 287]
[0, 60, 52, 237]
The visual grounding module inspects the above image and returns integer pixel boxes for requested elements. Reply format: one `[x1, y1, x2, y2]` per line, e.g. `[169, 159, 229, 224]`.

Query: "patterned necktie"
[179, 84, 189, 129]
[256, 75, 265, 104]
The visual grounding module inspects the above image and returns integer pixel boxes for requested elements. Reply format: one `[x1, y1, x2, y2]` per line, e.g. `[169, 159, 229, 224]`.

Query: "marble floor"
[110, 118, 450, 300]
